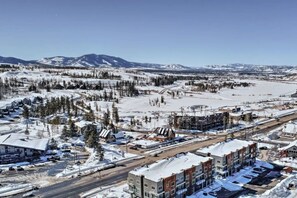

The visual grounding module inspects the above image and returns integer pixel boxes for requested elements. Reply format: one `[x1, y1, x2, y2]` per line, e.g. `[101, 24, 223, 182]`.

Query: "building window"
[145, 184, 148, 187]
[152, 186, 155, 190]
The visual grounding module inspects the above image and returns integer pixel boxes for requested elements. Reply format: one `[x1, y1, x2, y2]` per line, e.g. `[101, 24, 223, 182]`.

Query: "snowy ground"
[188, 160, 273, 198]
[274, 157, 297, 169]
[83, 183, 130, 198]
[240, 173, 297, 198]
[56, 144, 139, 178]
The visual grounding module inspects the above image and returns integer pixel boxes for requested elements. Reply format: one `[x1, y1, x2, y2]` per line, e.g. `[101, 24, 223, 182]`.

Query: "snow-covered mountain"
[0, 54, 191, 70]
[37, 54, 134, 67]
[0, 56, 35, 65]
[203, 63, 297, 73]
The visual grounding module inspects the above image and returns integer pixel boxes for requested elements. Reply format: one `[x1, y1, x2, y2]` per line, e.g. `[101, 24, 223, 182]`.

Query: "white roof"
[130, 153, 211, 182]
[279, 140, 297, 151]
[154, 127, 174, 136]
[99, 129, 112, 138]
[113, 131, 125, 139]
[74, 120, 94, 128]
[0, 133, 49, 151]
[197, 139, 255, 157]
[283, 121, 297, 134]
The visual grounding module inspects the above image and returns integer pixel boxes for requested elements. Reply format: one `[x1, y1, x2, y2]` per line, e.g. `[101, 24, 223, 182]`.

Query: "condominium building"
[128, 153, 213, 198]
[0, 133, 49, 164]
[197, 139, 257, 178]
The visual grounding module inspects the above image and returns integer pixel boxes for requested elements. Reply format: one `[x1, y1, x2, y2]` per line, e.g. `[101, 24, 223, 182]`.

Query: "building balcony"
[176, 188, 187, 195]
[196, 179, 206, 185]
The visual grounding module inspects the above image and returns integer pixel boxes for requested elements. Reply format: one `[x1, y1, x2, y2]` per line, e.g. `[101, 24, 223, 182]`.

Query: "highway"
[23, 111, 297, 198]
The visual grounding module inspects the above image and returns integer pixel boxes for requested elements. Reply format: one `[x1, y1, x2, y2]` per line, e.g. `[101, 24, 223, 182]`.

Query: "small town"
[1, 1, 297, 198]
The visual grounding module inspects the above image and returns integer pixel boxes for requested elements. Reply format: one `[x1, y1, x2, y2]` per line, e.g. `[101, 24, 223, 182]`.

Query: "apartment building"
[197, 139, 257, 178]
[128, 152, 213, 198]
[169, 111, 229, 131]
[0, 133, 49, 164]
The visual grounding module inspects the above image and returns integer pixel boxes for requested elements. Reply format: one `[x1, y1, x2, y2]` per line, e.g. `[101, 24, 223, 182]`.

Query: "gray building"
[197, 139, 257, 178]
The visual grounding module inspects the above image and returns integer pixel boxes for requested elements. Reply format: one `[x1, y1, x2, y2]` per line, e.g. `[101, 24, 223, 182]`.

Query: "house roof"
[197, 139, 255, 157]
[282, 121, 297, 134]
[154, 127, 174, 137]
[279, 140, 297, 151]
[74, 120, 94, 128]
[130, 153, 211, 182]
[0, 133, 49, 151]
[99, 129, 112, 138]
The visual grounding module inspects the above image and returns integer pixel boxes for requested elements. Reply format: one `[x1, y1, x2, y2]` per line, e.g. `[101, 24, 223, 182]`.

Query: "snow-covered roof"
[279, 140, 297, 151]
[74, 120, 94, 128]
[154, 127, 174, 136]
[282, 121, 297, 134]
[130, 153, 211, 182]
[197, 139, 255, 157]
[99, 129, 112, 138]
[113, 131, 125, 139]
[0, 133, 49, 151]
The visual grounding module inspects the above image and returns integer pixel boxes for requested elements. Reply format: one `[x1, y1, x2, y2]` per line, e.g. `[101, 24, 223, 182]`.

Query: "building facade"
[169, 112, 229, 131]
[128, 153, 213, 198]
[279, 140, 297, 158]
[197, 139, 257, 178]
[0, 134, 49, 164]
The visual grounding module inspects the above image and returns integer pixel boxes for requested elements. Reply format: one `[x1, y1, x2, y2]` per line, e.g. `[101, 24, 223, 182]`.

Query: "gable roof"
[283, 121, 297, 134]
[99, 129, 112, 138]
[279, 140, 297, 151]
[154, 127, 174, 137]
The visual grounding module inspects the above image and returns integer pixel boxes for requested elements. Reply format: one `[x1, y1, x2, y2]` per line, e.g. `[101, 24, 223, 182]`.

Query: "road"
[26, 112, 297, 198]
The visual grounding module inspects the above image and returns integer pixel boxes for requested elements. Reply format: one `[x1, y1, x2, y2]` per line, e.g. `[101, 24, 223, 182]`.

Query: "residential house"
[128, 152, 213, 198]
[148, 127, 175, 142]
[281, 121, 297, 138]
[197, 139, 257, 178]
[279, 140, 297, 158]
[99, 129, 115, 143]
[74, 120, 98, 135]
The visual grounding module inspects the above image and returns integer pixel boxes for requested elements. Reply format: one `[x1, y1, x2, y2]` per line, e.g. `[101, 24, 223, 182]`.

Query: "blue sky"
[1, 0, 297, 66]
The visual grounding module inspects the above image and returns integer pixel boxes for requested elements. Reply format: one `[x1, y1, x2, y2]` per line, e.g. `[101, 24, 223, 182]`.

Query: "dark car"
[9, 166, 15, 171]
[129, 146, 138, 150]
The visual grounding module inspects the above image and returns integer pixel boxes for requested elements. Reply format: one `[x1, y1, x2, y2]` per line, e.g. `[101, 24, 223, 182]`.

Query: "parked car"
[17, 166, 24, 171]
[9, 166, 15, 171]
[129, 146, 138, 150]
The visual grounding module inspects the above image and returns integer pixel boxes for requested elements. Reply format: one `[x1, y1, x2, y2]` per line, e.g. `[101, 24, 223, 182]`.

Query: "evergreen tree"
[87, 130, 98, 148]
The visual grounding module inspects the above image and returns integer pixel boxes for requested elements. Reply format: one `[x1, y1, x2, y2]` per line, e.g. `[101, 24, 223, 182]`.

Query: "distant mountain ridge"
[0, 54, 191, 70]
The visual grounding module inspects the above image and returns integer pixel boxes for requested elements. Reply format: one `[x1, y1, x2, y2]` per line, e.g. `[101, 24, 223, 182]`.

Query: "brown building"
[169, 111, 229, 131]
[128, 152, 214, 198]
